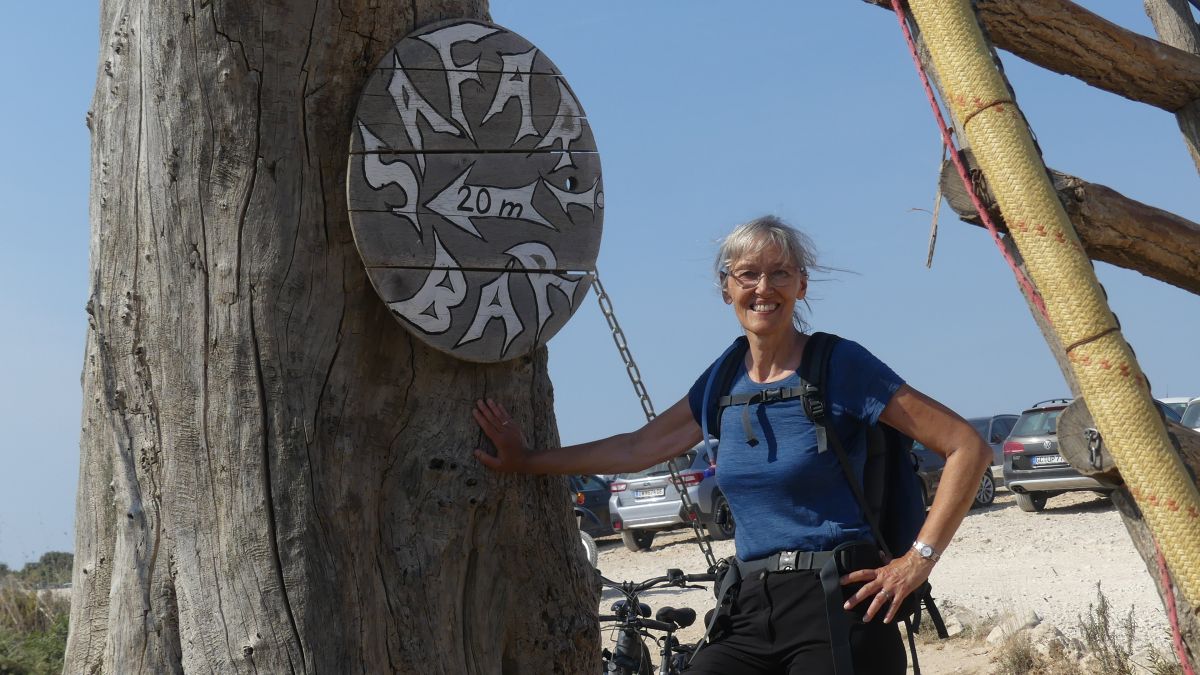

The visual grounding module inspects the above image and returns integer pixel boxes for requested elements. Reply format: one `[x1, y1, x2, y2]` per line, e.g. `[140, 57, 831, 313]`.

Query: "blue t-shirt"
[687, 339, 904, 561]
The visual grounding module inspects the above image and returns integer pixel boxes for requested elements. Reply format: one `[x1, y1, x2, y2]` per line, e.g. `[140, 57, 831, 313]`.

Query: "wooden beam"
[864, 0, 1200, 113]
[939, 156, 1200, 296]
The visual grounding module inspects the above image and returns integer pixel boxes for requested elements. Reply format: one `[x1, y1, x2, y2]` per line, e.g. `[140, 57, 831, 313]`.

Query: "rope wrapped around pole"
[904, 0, 1200, 606]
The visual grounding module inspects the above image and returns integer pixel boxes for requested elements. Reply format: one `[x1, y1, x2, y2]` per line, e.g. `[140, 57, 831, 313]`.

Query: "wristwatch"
[912, 540, 941, 563]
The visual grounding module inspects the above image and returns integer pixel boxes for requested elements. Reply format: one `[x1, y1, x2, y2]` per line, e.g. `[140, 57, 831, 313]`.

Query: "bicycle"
[598, 568, 716, 675]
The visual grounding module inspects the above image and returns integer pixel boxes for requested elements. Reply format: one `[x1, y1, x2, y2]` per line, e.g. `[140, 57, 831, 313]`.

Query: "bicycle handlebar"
[597, 616, 678, 634]
[600, 568, 717, 594]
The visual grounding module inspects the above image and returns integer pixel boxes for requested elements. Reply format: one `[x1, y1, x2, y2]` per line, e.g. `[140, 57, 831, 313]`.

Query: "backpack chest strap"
[717, 386, 804, 448]
[717, 386, 828, 450]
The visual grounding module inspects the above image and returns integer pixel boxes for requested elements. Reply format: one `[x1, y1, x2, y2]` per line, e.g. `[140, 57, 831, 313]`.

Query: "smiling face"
[722, 244, 808, 337]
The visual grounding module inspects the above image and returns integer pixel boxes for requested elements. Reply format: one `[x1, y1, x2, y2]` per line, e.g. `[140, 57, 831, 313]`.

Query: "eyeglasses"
[722, 267, 801, 289]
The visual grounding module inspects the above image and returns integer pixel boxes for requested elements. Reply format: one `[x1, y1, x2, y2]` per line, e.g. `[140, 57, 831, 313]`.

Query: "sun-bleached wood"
[68, 1, 598, 672]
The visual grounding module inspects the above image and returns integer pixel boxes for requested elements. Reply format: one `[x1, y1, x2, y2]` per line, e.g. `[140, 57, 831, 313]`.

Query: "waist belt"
[735, 550, 836, 578]
[731, 542, 877, 675]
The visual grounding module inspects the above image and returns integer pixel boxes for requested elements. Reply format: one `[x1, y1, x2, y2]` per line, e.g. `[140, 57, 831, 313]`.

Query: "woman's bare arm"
[842, 383, 992, 623]
[473, 395, 704, 476]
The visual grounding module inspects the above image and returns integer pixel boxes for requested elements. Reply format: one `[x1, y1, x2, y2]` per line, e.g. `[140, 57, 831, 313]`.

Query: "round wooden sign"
[347, 19, 602, 362]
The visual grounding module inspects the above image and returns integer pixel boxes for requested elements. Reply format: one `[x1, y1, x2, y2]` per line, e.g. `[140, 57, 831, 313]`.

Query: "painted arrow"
[425, 166, 552, 238]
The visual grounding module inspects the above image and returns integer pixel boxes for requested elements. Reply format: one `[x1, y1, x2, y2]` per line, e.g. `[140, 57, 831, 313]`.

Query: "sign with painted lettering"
[347, 19, 603, 362]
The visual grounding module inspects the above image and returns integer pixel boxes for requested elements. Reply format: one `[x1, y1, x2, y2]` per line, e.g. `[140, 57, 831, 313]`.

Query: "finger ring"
[501, 420, 511, 426]
[879, 590, 891, 600]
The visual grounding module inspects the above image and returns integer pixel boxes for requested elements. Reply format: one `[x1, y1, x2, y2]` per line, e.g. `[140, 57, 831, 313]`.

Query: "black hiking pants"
[684, 568, 906, 675]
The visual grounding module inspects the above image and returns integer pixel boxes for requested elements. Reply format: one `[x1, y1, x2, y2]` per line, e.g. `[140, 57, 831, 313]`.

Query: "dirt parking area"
[594, 488, 1173, 674]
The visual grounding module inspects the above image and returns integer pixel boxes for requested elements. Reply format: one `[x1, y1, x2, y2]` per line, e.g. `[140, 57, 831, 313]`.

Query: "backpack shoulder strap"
[798, 332, 839, 454]
[798, 332, 894, 559]
[701, 337, 749, 459]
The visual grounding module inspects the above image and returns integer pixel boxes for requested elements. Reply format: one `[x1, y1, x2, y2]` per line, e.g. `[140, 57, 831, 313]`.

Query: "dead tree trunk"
[67, 1, 597, 673]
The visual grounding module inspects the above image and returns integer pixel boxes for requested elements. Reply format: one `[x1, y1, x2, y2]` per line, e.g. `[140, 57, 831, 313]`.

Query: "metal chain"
[591, 270, 718, 570]
[592, 272, 657, 422]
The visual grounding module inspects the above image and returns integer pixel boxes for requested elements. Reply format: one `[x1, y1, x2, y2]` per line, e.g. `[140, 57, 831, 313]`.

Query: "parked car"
[1157, 398, 1184, 424]
[911, 441, 996, 509]
[1182, 398, 1200, 432]
[1004, 397, 1184, 513]
[607, 441, 733, 552]
[1002, 399, 1116, 512]
[570, 474, 614, 538]
[1159, 396, 1196, 419]
[967, 414, 1019, 482]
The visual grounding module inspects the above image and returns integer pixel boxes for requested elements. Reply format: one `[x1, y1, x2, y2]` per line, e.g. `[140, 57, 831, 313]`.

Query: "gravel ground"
[594, 487, 1173, 671]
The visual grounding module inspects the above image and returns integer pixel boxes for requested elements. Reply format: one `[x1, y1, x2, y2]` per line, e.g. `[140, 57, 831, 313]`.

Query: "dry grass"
[987, 584, 1185, 675]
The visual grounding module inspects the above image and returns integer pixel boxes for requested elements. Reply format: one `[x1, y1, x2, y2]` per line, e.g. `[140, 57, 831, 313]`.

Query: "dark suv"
[1002, 399, 1116, 512]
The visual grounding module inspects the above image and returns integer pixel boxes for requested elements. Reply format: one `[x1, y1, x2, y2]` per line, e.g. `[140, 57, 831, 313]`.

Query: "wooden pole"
[1144, 0, 1200, 175]
[883, 0, 1200, 662]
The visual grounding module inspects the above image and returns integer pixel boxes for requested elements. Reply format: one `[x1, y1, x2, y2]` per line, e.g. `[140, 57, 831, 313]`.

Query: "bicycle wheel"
[580, 531, 598, 567]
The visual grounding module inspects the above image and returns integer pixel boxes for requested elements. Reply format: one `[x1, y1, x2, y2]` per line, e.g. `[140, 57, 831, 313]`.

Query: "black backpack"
[698, 332, 947, 671]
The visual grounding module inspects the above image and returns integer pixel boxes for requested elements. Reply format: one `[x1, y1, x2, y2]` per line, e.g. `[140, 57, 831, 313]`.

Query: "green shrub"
[0, 585, 70, 675]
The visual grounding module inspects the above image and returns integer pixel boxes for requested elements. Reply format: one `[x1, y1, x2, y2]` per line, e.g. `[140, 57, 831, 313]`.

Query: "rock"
[1029, 623, 1075, 659]
[942, 614, 966, 638]
[938, 603, 982, 638]
[986, 609, 1042, 645]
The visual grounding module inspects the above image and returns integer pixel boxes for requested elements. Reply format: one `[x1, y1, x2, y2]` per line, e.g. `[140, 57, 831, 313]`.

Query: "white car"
[1181, 398, 1200, 432]
[1160, 396, 1196, 418]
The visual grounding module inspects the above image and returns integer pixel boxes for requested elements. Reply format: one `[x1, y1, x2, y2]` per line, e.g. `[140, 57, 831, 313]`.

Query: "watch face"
[920, 545, 933, 558]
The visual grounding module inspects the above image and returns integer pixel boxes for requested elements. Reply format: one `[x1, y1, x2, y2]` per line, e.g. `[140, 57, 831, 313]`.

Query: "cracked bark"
[68, 1, 598, 673]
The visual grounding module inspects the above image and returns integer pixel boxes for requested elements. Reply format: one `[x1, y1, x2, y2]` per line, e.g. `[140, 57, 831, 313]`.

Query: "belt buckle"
[779, 551, 797, 571]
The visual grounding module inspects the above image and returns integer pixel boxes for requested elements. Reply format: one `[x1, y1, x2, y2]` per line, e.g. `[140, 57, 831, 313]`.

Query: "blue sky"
[1, 2, 1197, 568]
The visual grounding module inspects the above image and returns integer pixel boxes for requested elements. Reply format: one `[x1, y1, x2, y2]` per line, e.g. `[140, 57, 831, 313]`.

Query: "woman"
[473, 216, 991, 674]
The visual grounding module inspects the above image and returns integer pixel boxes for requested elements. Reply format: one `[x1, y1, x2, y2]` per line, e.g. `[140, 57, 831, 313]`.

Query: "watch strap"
[912, 540, 941, 562]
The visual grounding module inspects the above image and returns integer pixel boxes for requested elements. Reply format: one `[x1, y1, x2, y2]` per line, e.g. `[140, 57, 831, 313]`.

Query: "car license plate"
[634, 487, 665, 499]
[1032, 454, 1066, 467]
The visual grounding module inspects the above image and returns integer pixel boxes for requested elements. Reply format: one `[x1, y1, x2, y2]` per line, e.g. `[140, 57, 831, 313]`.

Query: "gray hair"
[715, 215, 820, 330]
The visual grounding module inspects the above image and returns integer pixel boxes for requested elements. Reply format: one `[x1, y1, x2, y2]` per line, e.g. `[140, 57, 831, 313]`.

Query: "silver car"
[1181, 399, 1200, 432]
[967, 414, 1018, 483]
[607, 441, 733, 552]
